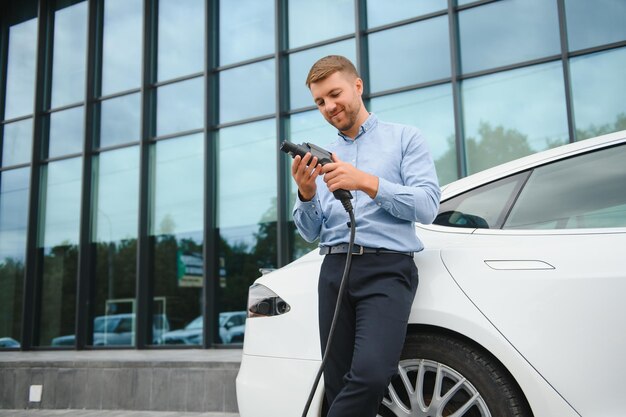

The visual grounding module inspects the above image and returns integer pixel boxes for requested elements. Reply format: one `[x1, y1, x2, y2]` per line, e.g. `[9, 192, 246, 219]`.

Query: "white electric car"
[236, 130, 626, 417]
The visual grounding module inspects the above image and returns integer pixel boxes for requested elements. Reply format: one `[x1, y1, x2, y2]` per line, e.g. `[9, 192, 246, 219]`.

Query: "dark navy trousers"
[318, 252, 419, 417]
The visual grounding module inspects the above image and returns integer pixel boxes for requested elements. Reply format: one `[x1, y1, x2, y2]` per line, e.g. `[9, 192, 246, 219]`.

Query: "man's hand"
[322, 153, 379, 199]
[291, 152, 323, 201]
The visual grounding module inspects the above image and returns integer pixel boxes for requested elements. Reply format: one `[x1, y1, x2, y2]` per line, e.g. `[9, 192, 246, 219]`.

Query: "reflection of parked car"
[237, 130, 626, 417]
[51, 314, 169, 346]
[159, 311, 246, 345]
[0, 337, 20, 348]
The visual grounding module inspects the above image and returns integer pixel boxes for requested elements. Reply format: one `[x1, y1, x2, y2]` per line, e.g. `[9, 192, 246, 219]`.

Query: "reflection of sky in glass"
[158, 0, 204, 81]
[218, 119, 277, 244]
[289, 40, 356, 110]
[0, 168, 30, 261]
[366, 0, 446, 28]
[101, 0, 142, 95]
[157, 77, 204, 137]
[368, 16, 450, 93]
[93, 147, 139, 242]
[219, 60, 275, 124]
[370, 85, 457, 184]
[40, 158, 82, 247]
[48, 107, 84, 158]
[219, 0, 274, 66]
[2, 119, 33, 167]
[458, 0, 560, 74]
[4, 18, 37, 119]
[565, 0, 626, 51]
[100, 93, 141, 147]
[462, 61, 569, 151]
[51, 2, 87, 108]
[570, 47, 626, 135]
[288, 0, 354, 49]
[151, 134, 204, 236]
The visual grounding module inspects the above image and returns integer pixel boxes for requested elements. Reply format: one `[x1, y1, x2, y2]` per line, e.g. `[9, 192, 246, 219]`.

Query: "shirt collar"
[338, 113, 378, 142]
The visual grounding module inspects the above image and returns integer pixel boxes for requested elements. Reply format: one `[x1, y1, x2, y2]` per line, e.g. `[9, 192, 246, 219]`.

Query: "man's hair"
[305, 55, 359, 88]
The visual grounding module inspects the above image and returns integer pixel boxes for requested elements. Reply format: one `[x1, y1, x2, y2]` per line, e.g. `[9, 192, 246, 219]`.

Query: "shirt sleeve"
[372, 129, 441, 224]
[292, 192, 323, 243]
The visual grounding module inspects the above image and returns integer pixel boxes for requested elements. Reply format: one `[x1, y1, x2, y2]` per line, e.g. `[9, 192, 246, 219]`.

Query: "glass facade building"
[1, 0, 624, 350]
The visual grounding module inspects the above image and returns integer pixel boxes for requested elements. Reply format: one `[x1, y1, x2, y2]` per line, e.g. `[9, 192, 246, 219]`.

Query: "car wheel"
[377, 333, 532, 417]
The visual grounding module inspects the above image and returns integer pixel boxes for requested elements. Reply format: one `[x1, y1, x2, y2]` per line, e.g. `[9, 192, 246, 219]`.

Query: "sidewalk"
[0, 411, 239, 417]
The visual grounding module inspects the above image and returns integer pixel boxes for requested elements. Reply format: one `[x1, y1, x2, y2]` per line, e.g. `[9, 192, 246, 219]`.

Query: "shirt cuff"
[294, 192, 320, 213]
[372, 177, 395, 210]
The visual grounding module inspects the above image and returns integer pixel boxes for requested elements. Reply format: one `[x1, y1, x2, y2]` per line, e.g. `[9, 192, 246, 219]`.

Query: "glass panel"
[287, 111, 335, 260]
[462, 62, 569, 174]
[157, 77, 204, 137]
[38, 157, 82, 346]
[565, 0, 626, 51]
[0, 168, 30, 348]
[219, 60, 275, 124]
[289, 40, 356, 110]
[150, 134, 204, 345]
[434, 172, 528, 229]
[51, 2, 88, 108]
[157, 0, 204, 81]
[90, 146, 139, 346]
[217, 119, 276, 341]
[458, 0, 560, 74]
[99, 93, 141, 148]
[570, 47, 626, 140]
[368, 16, 450, 93]
[219, 0, 274, 66]
[2, 119, 33, 167]
[4, 18, 37, 120]
[505, 144, 626, 229]
[370, 84, 457, 186]
[288, 0, 354, 49]
[366, 0, 446, 28]
[48, 107, 84, 158]
[101, 0, 142, 95]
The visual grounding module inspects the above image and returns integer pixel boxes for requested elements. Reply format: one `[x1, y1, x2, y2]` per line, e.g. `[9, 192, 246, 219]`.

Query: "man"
[291, 55, 440, 417]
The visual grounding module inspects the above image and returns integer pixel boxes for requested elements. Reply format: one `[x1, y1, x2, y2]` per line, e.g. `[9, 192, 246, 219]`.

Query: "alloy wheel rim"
[377, 359, 492, 417]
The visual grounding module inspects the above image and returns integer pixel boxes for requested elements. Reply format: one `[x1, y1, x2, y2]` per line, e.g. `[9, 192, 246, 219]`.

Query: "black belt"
[319, 244, 413, 257]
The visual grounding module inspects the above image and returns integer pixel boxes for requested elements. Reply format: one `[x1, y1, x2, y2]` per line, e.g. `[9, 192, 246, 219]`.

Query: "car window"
[117, 318, 134, 333]
[504, 144, 626, 229]
[434, 172, 529, 229]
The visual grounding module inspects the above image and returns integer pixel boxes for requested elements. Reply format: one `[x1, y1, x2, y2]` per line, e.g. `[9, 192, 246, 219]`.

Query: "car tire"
[377, 332, 532, 417]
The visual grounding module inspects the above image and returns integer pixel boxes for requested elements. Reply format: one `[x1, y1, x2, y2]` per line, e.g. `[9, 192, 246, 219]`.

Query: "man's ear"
[355, 77, 364, 95]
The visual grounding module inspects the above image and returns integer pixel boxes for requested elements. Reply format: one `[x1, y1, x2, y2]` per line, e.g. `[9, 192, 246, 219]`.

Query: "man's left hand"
[322, 153, 379, 199]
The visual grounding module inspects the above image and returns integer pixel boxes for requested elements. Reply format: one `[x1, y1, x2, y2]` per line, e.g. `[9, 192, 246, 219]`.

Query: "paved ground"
[0, 411, 239, 417]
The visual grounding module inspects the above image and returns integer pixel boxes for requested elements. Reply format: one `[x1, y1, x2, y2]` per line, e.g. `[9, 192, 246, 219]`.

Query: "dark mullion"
[448, 0, 466, 179]
[22, 0, 52, 350]
[355, 0, 369, 103]
[364, 8, 448, 35]
[286, 33, 355, 55]
[74, 0, 98, 350]
[275, 0, 289, 268]
[0, 13, 8, 166]
[136, 0, 157, 349]
[556, 0, 576, 143]
[203, 0, 219, 348]
[568, 40, 626, 58]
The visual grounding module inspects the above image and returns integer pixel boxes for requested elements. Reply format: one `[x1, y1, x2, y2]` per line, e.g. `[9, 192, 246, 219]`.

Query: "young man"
[291, 55, 440, 417]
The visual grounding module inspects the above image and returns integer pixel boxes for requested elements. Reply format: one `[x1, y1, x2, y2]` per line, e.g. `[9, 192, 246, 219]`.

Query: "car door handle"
[484, 260, 555, 270]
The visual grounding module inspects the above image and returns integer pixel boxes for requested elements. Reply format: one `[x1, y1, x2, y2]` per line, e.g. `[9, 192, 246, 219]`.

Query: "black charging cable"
[301, 208, 356, 417]
[278, 141, 357, 416]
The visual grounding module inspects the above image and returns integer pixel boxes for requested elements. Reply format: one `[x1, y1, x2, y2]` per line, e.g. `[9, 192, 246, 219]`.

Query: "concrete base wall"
[0, 350, 241, 413]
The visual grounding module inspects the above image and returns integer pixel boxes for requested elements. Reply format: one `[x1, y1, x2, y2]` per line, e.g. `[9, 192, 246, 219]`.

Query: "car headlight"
[247, 283, 291, 318]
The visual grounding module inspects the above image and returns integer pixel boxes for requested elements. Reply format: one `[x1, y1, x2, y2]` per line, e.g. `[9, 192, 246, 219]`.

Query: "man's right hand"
[291, 152, 323, 201]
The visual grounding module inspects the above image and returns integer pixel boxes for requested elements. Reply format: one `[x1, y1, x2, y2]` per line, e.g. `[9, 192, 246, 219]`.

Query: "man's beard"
[328, 102, 361, 134]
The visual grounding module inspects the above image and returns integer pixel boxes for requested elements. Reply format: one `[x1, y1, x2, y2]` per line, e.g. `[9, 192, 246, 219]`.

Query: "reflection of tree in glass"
[576, 112, 626, 141]
[0, 258, 24, 341]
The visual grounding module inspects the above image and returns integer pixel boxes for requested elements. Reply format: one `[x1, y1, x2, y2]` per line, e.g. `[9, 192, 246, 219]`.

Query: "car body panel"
[441, 228, 626, 417]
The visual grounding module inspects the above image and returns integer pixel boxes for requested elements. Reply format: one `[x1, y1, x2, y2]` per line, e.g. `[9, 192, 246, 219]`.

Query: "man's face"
[309, 71, 364, 134]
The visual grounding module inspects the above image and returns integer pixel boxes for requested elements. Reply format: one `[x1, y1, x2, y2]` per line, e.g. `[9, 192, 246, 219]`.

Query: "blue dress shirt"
[293, 113, 441, 253]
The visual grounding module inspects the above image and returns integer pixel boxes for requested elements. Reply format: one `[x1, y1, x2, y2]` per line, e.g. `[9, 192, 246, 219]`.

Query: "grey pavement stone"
[0, 411, 239, 417]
